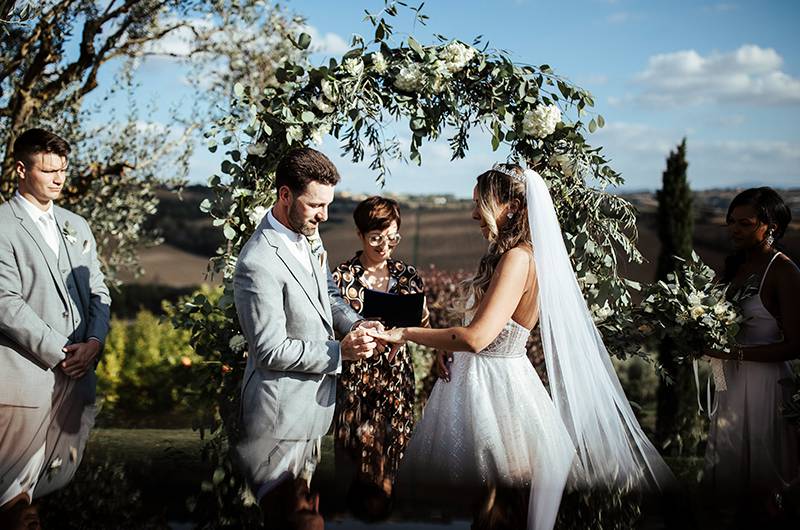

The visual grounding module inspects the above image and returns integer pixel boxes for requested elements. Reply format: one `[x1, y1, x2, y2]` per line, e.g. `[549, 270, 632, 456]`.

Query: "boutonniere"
[61, 220, 77, 245]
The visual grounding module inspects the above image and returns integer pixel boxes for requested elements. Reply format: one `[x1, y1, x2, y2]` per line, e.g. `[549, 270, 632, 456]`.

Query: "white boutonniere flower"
[61, 220, 77, 245]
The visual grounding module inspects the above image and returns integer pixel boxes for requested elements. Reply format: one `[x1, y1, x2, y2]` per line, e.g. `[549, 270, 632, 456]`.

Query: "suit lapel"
[309, 248, 333, 329]
[9, 200, 68, 308]
[261, 218, 330, 326]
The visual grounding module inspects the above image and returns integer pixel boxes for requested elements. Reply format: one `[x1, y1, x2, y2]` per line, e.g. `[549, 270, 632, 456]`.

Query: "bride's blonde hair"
[457, 163, 531, 314]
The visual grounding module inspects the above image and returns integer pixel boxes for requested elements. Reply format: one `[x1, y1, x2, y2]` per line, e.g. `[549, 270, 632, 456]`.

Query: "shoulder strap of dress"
[758, 252, 783, 292]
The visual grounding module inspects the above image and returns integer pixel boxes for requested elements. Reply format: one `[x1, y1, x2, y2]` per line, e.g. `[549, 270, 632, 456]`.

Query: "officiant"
[331, 196, 429, 509]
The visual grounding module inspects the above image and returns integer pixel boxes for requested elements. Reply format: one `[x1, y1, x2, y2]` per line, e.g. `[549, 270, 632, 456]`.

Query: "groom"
[0, 128, 110, 515]
[233, 147, 380, 517]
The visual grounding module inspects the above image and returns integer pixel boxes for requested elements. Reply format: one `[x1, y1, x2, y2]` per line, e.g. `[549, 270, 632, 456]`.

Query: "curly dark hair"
[274, 147, 340, 194]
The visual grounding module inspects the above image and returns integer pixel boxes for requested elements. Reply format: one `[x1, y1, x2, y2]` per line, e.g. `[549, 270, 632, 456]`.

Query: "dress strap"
[758, 252, 782, 293]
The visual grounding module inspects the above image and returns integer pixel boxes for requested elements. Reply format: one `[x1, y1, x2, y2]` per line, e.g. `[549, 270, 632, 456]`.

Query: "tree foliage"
[0, 0, 305, 281]
[654, 138, 699, 454]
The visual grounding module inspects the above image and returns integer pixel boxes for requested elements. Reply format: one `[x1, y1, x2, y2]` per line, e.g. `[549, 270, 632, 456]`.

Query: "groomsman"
[0, 129, 110, 515]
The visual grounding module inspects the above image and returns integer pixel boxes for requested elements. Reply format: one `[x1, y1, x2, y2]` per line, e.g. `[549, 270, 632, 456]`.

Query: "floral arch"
[172, 9, 719, 522]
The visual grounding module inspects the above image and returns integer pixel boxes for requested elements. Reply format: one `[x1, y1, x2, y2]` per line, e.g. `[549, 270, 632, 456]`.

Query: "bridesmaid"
[330, 196, 429, 510]
[705, 187, 800, 525]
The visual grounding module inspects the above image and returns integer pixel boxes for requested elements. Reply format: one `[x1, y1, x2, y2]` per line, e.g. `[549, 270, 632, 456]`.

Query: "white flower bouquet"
[638, 252, 742, 397]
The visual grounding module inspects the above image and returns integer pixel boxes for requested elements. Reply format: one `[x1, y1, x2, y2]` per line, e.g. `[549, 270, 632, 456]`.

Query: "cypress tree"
[654, 138, 697, 454]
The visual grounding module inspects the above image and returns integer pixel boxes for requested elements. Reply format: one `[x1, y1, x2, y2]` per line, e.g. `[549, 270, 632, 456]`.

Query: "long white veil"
[523, 169, 676, 530]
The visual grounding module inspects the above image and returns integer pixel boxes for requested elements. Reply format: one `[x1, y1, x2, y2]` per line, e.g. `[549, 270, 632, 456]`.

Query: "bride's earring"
[766, 229, 775, 247]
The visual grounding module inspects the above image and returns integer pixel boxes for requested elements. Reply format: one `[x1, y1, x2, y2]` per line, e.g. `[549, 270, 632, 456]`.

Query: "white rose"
[394, 62, 425, 92]
[690, 305, 705, 320]
[687, 292, 703, 307]
[521, 104, 561, 138]
[247, 205, 267, 226]
[344, 57, 364, 77]
[371, 52, 388, 74]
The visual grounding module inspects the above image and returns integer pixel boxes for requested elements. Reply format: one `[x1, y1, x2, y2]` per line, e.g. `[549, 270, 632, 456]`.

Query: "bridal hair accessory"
[491, 163, 526, 184]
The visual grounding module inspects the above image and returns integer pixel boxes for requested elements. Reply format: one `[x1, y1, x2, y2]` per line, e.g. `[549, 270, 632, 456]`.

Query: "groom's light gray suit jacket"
[0, 198, 111, 408]
[234, 215, 360, 441]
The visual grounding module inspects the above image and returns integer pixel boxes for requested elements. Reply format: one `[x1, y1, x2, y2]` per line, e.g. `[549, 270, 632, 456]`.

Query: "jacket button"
[62, 311, 69, 318]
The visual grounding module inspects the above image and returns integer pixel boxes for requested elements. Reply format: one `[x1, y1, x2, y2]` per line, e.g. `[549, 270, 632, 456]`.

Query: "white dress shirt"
[13, 192, 60, 258]
[267, 208, 313, 274]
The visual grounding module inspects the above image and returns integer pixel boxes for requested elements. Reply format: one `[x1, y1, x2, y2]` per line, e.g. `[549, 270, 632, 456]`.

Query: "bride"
[372, 163, 676, 529]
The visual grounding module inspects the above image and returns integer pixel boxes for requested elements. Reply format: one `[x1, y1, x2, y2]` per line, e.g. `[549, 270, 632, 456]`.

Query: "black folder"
[362, 289, 425, 328]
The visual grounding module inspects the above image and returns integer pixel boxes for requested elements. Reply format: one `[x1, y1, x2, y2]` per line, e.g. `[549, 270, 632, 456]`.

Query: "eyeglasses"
[368, 233, 402, 247]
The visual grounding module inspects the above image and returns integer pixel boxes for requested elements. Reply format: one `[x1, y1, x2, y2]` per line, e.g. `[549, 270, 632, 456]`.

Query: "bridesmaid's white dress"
[704, 252, 799, 513]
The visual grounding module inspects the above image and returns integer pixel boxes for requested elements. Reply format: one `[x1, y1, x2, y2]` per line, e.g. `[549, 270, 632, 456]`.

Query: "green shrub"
[97, 304, 202, 426]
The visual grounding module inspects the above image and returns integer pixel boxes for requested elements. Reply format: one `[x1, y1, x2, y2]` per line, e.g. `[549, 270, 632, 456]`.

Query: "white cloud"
[632, 44, 800, 106]
[592, 121, 800, 190]
[302, 25, 350, 56]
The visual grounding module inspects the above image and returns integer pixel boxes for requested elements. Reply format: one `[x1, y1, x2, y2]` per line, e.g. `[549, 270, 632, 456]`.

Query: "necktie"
[39, 213, 60, 258]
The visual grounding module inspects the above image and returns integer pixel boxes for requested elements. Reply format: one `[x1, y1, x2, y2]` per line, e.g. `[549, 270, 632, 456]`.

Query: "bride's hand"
[436, 350, 453, 382]
[368, 328, 406, 362]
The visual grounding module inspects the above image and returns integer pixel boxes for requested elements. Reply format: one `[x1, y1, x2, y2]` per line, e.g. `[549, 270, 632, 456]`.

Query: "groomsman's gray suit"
[233, 213, 360, 499]
[0, 196, 110, 500]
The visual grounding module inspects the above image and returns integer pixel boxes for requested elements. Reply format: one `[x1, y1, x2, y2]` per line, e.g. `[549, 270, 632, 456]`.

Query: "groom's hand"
[61, 339, 101, 379]
[354, 320, 387, 350]
[341, 328, 377, 361]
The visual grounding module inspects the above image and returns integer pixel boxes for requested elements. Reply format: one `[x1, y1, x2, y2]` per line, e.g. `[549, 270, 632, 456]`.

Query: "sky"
[104, 0, 800, 197]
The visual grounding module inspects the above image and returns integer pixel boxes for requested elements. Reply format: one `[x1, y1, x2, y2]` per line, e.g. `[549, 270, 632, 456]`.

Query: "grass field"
[37, 428, 705, 529]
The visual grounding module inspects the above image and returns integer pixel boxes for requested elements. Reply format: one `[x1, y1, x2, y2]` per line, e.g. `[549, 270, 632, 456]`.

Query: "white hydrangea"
[371, 52, 388, 74]
[439, 41, 476, 73]
[394, 62, 425, 92]
[344, 57, 364, 77]
[521, 104, 562, 138]
[247, 205, 267, 226]
[313, 96, 334, 114]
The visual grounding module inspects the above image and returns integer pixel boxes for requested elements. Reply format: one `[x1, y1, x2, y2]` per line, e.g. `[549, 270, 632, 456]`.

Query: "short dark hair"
[13, 128, 71, 164]
[353, 196, 401, 234]
[274, 148, 340, 194]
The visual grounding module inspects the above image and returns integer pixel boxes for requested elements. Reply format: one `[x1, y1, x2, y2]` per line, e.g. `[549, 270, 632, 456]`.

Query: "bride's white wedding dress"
[400, 318, 575, 489]
[398, 313, 575, 530]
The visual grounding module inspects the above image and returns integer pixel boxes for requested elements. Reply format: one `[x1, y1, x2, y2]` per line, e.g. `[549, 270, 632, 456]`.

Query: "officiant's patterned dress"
[332, 252, 429, 486]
